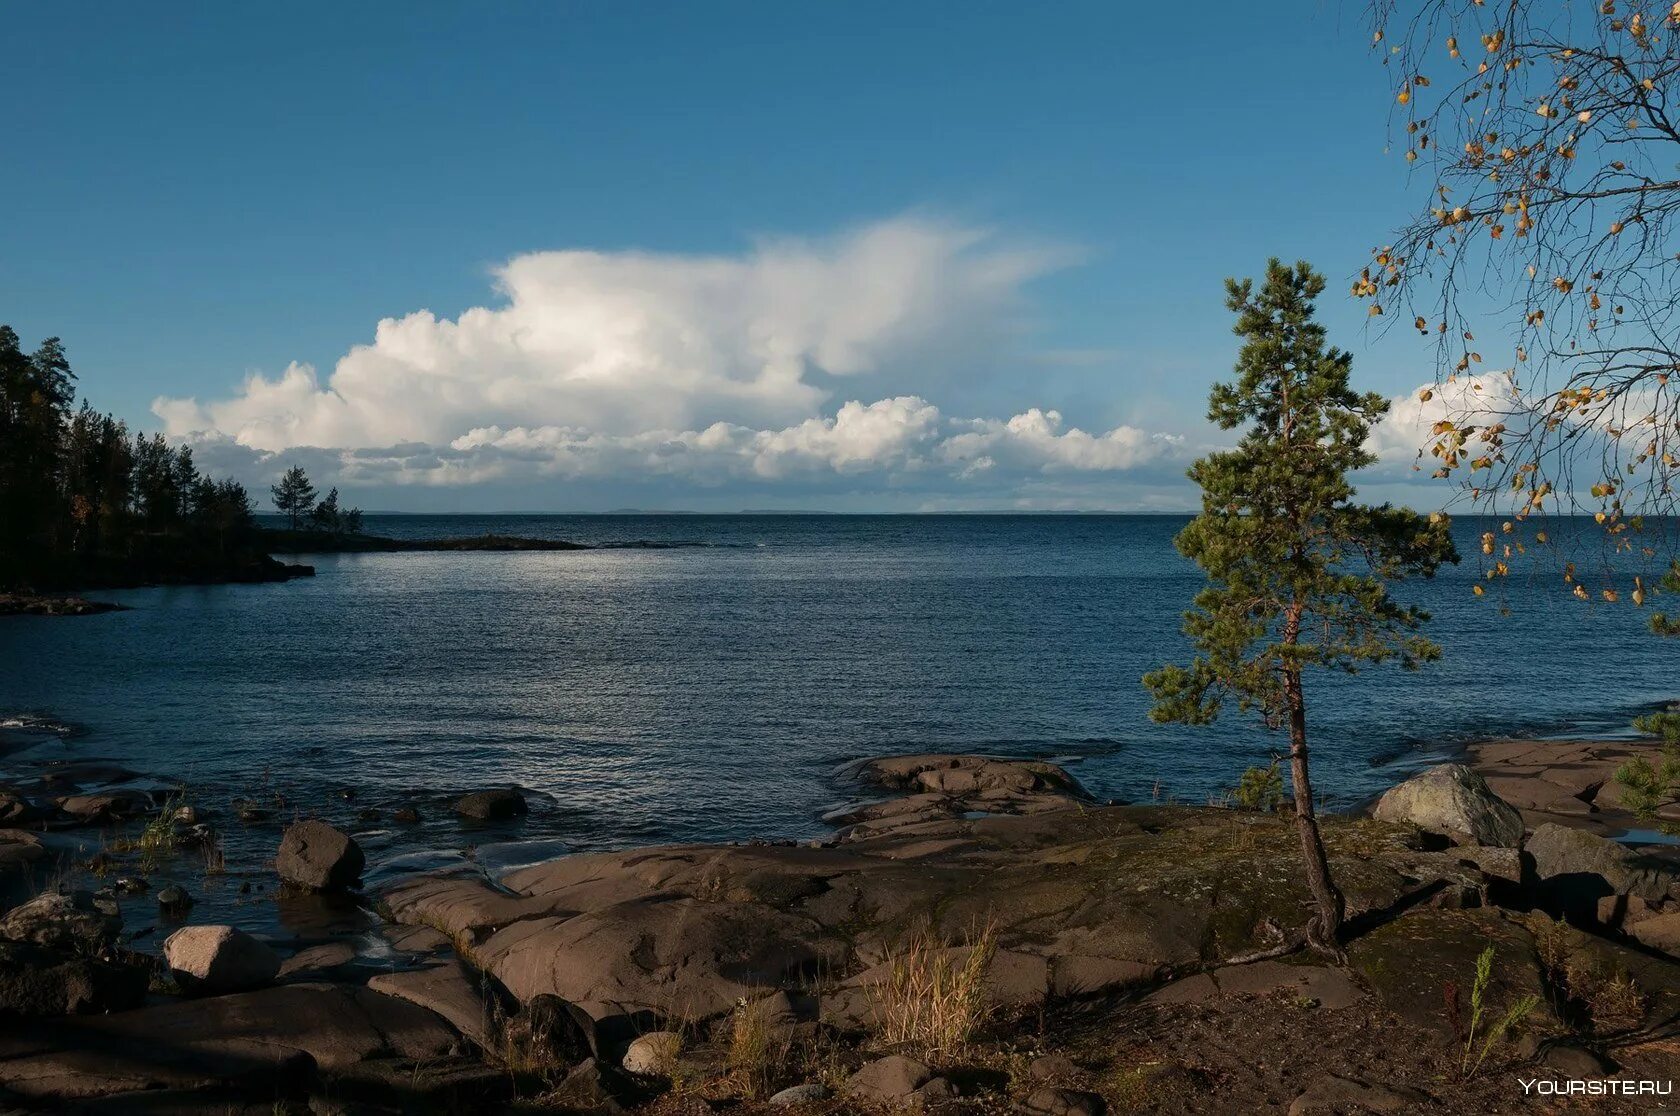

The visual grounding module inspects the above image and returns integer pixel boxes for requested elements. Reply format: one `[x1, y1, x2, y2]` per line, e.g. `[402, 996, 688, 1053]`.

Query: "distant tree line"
[0, 326, 318, 592]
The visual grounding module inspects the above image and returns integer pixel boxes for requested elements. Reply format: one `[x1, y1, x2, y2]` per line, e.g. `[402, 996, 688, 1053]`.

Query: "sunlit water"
[1, 514, 1674, 940]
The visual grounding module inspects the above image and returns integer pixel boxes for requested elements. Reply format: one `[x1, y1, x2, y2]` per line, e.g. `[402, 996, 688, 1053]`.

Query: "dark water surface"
[1, 514, 1674, 932]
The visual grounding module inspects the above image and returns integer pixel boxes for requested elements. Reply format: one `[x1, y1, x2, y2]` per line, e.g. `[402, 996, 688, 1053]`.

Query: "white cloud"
[941, 408, 1180, 474]
[155, 218, 1069, 452]
[157, 216, 1198, 506]
[1369, 374, 1528, 470]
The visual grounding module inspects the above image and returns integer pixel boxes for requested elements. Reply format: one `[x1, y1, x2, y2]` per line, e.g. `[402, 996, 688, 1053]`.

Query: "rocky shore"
[0, 595, 129, 618]
[1, 749, 1678, 1114]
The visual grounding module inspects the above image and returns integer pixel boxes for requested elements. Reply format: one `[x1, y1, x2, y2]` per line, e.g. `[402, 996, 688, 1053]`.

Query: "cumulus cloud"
[156, 218, 1069, 451]
[1369, 374, 1528, 470]
[157, 217, 1200, 506]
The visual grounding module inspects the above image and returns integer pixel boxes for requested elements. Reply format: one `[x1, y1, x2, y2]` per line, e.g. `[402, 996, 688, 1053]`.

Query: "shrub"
[1232, 760, 1284, 812]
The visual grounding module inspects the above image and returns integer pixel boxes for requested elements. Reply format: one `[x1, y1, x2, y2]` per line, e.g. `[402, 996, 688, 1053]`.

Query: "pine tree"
[310, 486, 341, 533]
[1144, 259, 1458, 953]
[270, 465, 316, 530]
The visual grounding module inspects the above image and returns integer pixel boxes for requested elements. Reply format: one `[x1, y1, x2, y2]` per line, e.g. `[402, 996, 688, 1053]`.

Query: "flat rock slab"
[366, 963, 495, 1046]
[0, 982, 461, 1103]
[1147, 961, 1366, 1010]
[377, 803, 1502, 1027]
[1467, 737, 1680, 832]
[276, 940, 358, 978]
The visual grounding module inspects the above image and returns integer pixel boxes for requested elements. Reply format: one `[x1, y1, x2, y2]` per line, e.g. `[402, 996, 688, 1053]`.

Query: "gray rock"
[0, 829, 45, 871]
[1526, 822, 1671, 914]
[1028, 1054, 1080, 1082]
[0, 891, 119, 952]
[769, 1082, 832, 1106]
[163, 925, 281, 992]
[454, 788, 528, 821]
[1021, 1087, 1105, 1116]
[156, 884, 193, 913]
[1627, 910, 1680, 954]
[1372, 764, 1524, 847]
[277, 819, 364, 891]
[0, 939, 147, 1016]
[620, 1029, 683, 1077]
[1543, 1042, 1614, 1076]
[277, 940, 357, 977]
[0, 793, 46, 826]
[548, 1057, 631, 1113]
[0, 982, 458, 1099]
[516, 993, 595, 1064]
[845, 1055, 933, 1101]
[1288, 1074, 1429, 1115]
[367, 963, 495, 1046]
[55, 791, 149, 824]
[919, 1077, 956, 1102]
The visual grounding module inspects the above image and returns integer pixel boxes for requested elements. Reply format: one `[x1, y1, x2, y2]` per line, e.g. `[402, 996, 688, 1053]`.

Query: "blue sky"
[2, 2, 1454, 511]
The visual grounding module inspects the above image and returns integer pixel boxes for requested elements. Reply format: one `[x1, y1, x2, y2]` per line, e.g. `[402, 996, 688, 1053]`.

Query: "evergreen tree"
[310, 486, 341, 533]
[0, 328, 77, 583]
[0, 325, 266, 590]
[1144, 260, 1457, 953]
[270, 465, 316, 530]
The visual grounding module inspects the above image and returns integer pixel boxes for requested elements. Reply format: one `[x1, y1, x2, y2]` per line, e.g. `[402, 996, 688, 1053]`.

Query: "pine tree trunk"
[1284, 663, 1345, 952]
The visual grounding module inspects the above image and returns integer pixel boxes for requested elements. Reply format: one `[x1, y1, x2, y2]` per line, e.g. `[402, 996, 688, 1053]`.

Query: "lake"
[1, 513, 1673, 889]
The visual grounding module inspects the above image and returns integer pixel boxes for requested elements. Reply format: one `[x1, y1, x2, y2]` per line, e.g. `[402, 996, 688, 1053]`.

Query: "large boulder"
[454, 788, 528, 821]
[1371, 764, 1524, 847]
[0, 891, 119, 953]
[0, 940, 147, 1016]
[1526, 822, 1672, 916]
[276, 820, 364, 891]
[163, 925, 281, 993]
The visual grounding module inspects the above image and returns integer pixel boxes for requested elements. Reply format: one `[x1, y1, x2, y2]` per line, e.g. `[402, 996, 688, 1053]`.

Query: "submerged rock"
[277, 819, 365, 891]
[156, 884, 194, 914]
[454, 788, 528, 821]
[1371, 763, 1524, 847]
[163, 925, 280, 993]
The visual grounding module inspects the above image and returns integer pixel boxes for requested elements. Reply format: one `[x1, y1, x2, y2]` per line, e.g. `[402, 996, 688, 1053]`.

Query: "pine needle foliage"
[1144, 259, 1458, 949]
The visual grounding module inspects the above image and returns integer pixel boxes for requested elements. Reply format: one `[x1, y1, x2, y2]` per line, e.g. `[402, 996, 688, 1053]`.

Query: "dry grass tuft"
[870, 921, 998, 1055]
[725, 997, 785, 1098]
